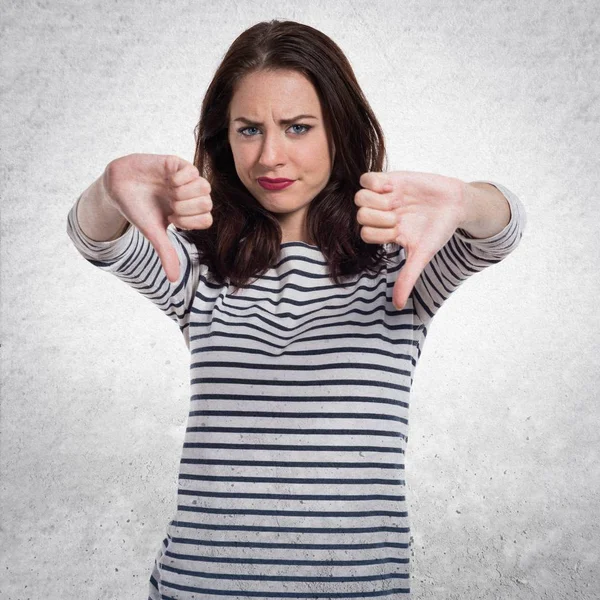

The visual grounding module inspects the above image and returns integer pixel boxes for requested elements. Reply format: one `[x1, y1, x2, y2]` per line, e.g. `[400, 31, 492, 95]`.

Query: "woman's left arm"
[356, 171, 527, 319]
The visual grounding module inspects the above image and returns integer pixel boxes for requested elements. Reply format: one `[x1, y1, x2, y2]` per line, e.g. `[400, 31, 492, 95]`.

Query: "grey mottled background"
[1, 1, 599, 598]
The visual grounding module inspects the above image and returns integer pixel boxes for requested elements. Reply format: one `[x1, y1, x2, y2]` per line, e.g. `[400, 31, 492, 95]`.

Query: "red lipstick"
[257, 178, 295, 191]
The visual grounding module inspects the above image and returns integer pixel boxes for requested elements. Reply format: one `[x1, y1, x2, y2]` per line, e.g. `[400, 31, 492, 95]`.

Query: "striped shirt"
[66, 180, 526, 599]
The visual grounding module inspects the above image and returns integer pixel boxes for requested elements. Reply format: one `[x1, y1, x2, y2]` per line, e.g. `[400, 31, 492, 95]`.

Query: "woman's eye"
[290, 124, 311, 134]
[239, 126, 259, 136]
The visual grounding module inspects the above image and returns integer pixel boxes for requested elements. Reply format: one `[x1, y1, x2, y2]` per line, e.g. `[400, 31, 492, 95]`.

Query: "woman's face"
[228, 69, 335, 244]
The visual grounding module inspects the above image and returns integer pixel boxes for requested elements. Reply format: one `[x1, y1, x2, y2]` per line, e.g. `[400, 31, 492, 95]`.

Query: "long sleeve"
[66, 193, 203, 348]
[395, 180, 527, 326]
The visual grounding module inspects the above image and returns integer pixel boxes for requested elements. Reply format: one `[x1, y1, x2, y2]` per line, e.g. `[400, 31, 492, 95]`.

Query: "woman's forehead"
[229, 71, 322, 120]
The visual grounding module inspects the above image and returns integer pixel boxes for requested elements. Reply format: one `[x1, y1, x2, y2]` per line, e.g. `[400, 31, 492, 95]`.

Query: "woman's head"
[188, 19, 391, 290]
[227, 68, 334, 245]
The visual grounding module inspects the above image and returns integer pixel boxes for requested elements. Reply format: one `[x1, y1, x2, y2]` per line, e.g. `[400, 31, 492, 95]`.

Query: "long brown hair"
[181, 19, 392, 293]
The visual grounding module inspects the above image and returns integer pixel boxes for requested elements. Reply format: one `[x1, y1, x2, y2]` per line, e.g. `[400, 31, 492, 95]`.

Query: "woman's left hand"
[355, 170, 468, 311]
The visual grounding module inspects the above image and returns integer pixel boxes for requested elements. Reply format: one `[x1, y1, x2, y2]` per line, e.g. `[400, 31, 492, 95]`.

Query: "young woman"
[67, 19, 526, 600]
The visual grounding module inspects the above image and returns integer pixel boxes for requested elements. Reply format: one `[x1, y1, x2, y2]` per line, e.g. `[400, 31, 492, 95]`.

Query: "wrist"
[77, 172, 129, 241]
[99, 167, 119, 211]
[457, 181, 480, 230]
[458, 181, 512, 239]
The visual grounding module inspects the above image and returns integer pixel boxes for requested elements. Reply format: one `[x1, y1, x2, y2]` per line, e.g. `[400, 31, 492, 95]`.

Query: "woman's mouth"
[257, 178, 295, 191]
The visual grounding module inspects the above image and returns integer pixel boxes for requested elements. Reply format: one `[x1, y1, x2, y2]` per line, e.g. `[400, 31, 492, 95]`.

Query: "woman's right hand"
[103, 153, 213, 283]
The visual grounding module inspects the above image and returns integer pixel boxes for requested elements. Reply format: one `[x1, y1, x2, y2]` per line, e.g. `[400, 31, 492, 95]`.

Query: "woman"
[67, 19, 526, 600]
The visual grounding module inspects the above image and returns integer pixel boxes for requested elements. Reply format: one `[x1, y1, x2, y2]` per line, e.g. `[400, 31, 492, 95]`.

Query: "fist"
[104, 153, 214, 283]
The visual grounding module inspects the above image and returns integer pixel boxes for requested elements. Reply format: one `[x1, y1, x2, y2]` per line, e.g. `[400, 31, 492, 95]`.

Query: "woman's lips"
[257, 178, 295, 191]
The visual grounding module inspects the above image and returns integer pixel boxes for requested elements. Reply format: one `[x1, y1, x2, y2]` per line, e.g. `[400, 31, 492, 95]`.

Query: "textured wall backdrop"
[1, 1, 599, 599]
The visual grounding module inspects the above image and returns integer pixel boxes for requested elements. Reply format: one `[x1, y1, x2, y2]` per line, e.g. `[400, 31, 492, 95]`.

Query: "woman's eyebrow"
[232, 114, 318, 126]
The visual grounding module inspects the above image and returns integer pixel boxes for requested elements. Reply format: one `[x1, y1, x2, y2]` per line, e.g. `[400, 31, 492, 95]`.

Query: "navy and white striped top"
[66, 180, 526, 599]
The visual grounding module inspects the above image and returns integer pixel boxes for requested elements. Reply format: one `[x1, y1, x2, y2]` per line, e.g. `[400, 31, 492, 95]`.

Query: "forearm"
[76, 172, 130, 242]
[458, 182, 512, 239]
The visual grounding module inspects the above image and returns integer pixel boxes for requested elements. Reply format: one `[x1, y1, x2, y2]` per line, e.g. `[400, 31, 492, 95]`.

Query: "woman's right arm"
[66, 154, 214, 346]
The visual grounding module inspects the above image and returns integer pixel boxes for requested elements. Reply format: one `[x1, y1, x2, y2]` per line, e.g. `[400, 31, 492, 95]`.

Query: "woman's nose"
[258, 132, 287, 167]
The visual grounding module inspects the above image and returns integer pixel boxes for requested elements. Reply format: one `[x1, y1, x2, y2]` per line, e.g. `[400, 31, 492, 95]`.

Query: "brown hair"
[181, 19, 392, 293]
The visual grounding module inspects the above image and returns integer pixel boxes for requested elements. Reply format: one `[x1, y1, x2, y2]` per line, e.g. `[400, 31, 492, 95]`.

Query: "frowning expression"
[227, 69, 335, 243]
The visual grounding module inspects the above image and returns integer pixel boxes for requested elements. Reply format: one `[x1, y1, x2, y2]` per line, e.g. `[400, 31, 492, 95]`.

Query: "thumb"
[147, 226, 181, 284]
[393, 248, 426, 310]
